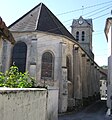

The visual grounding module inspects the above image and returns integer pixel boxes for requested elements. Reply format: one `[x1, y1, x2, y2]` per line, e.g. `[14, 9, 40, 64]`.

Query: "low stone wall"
[47, 87, 59, 120]
[0, 87, 58, 120]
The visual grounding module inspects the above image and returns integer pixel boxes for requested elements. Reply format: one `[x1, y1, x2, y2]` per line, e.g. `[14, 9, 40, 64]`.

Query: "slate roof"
[72, 16, 93, 30]
[9, 3, 76, 41]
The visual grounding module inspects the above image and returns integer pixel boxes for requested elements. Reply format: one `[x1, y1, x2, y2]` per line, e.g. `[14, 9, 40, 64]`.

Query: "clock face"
[78, 20, 83, 25]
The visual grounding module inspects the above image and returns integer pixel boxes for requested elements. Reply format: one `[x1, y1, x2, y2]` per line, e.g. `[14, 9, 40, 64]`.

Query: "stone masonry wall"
[0, 88, 58, 120]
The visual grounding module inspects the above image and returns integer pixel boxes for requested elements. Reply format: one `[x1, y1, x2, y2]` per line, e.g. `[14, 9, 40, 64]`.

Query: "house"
[1, 3, 101, 113]
[100, 66, 107, 100]
[0, 17, 15, 71]
[0, 17, 15, 44]
[104, 17, 112, 114]
[100, 79, 107, 99]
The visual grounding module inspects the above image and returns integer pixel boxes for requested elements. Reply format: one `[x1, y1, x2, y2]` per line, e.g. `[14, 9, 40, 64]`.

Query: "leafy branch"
[0, 66, 35, 88]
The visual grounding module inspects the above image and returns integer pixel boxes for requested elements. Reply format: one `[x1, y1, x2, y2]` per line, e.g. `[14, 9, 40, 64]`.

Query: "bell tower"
[71, 16, 94, 59]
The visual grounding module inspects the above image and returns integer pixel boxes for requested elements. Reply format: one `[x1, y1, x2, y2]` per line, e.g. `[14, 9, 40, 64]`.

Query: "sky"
[0, 0, 111, 66]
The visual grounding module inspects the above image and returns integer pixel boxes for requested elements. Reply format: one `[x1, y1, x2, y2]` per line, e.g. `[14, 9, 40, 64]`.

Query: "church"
[1, 3, 102, 113]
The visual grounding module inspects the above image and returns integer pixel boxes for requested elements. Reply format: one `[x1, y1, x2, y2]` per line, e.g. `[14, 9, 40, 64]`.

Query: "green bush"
[0, 66, 35, 88]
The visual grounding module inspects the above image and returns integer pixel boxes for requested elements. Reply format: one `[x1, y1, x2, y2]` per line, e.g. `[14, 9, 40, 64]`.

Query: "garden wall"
[0, 87, 58, 120]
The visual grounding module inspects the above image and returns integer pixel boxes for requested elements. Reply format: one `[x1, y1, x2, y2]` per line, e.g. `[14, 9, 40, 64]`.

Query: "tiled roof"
[9, 3, 76, 41]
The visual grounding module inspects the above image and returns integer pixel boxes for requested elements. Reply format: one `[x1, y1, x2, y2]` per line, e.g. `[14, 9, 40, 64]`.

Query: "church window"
[11, 42, 27, 73]
[76, 31, 79, 41]
[66, 55, 71, 81]
[82, 31, 85, 41]
[41, 52, 54, 80]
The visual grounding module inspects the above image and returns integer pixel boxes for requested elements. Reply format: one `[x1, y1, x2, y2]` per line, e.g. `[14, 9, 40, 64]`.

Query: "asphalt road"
[58, 100, 111, 120]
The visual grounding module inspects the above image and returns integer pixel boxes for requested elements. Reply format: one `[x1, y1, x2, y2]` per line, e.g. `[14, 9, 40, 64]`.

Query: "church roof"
[72, 16, 93, 27]
[9, 3, 76, 41]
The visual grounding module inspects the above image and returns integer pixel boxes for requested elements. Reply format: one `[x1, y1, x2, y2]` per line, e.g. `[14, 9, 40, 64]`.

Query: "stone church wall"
[1, 32, 101, 113]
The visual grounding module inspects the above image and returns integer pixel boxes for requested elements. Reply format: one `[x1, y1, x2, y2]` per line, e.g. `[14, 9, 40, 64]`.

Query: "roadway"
[59, 100, 112, 120]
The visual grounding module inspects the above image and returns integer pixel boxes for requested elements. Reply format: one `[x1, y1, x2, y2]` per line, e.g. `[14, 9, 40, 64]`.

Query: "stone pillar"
[0, 37, 3, 71]
[96, 68, 100, 100]
[29, 39, 37, 80]
[73, 45, 79, 99]
[92, 64, 96, 100]
[73, 45, 82, 108]
[89, 61, 94, 101]
[73, 45, 77, 108]
[58, 42, 68, 113]
[94, 66, 97, 100]
[91, 62, 96, 101]
[81, 53, 88, 106]
[95, 68, 98, 100]
[2, 41, 8, 72]
[79, 51, 83, 105]
[86, 58, 92, 103]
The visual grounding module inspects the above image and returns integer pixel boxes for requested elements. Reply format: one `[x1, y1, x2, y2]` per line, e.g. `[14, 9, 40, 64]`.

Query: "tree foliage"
[0, 66, 35, 88]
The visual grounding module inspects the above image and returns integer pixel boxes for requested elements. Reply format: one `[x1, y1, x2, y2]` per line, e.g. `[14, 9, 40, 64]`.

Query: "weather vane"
[82, 6, 84, 16]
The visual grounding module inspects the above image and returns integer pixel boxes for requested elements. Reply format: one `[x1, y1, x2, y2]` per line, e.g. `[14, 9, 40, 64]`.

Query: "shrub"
[0, 65, 35, 88]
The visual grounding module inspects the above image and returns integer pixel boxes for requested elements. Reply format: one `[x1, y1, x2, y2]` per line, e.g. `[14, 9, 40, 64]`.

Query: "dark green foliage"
[0, 66, 35, 88]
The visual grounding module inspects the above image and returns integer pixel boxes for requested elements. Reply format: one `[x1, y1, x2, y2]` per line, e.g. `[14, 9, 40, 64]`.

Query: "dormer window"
[76, 31, 79, 41]
[82, 31, 85, 41]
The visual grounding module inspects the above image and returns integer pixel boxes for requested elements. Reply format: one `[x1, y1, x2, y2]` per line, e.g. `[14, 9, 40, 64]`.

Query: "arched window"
[66, 56, 71, 81]
[82, 31, 85, 41]
[11, 42, 27, 73]
[76, 31, 79, 41]
[41, 52, 54, 80]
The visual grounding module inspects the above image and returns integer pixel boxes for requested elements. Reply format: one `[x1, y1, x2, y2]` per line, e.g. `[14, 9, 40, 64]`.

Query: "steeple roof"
[9, 3, 75, 41]
[71, 16, 93, 32]
[72, 16, 92, 26]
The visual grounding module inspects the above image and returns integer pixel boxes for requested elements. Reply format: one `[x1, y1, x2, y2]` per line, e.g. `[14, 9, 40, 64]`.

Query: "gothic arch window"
[76, 31, 79, 41]
[11, 42, 27, 73]
[66, 55, 71, 81]
[82, 31, 85, 41]
[41, 51, 54, 80]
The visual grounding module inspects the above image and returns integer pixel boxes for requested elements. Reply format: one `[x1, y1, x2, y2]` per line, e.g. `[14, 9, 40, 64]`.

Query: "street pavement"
[59, 100, 112, 120]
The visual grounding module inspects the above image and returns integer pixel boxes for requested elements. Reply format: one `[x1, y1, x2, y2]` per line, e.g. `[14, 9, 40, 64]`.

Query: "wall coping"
[0, 87, 47, 94]
[47, 86, 59, 90]
[0, 87, 46, 90]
